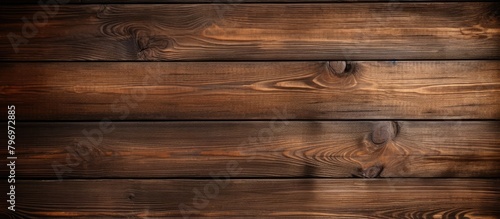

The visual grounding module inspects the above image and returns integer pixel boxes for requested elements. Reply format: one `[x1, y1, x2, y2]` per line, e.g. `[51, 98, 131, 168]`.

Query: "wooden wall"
[1, 0, 499, 218]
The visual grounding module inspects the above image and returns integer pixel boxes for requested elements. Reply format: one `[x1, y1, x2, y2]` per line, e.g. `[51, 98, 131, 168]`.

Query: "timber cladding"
[0, 1, 499, 218]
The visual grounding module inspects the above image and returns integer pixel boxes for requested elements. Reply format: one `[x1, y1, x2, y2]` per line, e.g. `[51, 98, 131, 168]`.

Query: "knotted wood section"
[5, 121, 499, 178]
[1, 3, 499, 60]
[2, 61, 498, 120]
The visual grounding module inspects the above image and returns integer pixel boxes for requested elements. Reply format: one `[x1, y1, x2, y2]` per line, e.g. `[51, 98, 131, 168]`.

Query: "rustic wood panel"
[1, 1, 498, 218]
[2, 121, 498, 178]
[81, 0, 490, 2]
[1, 61, 499, 120]
[1, 0, 81, 3]
[1, 3, 499, 61]
[1, 0, 476, 3]
[2, 179, 498, 218]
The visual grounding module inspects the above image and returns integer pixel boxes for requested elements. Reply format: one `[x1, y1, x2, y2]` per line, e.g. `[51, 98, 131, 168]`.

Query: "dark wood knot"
[371, 121, 398, 145]
[361, 165, 384, 178]
[96, 5, 111, 18]
[136, 35, 171, 60]
[327, 61, 355, 77]
[128, 193, 135, 200]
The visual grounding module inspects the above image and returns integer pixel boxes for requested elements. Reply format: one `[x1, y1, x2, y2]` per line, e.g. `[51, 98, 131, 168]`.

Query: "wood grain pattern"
[1, 61, 499, 120]
[2, 121, 498, 178]
[1, 3, 499, 60]
[1, 179, 498, 218]
[1, 1, 499, 218]
[81, 0, 491, 2]
[1, 0, 81, 3]
[1, 0, 476, 3]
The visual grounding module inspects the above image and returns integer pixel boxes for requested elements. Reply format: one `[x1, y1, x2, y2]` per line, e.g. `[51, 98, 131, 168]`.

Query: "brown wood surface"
[2, 121, 498, 178]
[1, 0, 478, 3]
[2, 61, 499, 120]
[81, 0, 497, 2]
[1, 3, 499, 61]
[1, 179, 498, 218]
[1, 1, 499, 218]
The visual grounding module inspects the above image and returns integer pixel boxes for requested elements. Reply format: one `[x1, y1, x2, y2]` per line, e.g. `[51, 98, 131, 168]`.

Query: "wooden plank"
[82, 0, 491, 2]
[1, 179, 498, 218]
[1, 0, 80, 3]
[1, 3, 499, 60]
[2, 121, 499, 178]
[0, 0, 476, 3]
[1, 61, 499, 120]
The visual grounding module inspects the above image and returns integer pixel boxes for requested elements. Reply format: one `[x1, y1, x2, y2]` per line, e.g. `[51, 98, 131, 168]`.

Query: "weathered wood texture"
[2, 61, 499, 120]
[2, 0, 81, 3]
[1, 3, 499, 60]
[1, 179, 498, 218]
[82, 0, 496, 2]
[2, 121, 498, 178]
[1, 0, 478, 3]
[1, 1, 499, 218]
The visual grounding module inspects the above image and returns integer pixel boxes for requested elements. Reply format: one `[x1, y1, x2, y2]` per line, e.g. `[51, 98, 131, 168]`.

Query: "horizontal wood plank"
[2, 121, 499, 178]
[1, 3, 499, 60]
[0, 0, 476, 3]
[2, 179, 499, 218]
[81, 0, 494, 2]
[1, 61, 499, 120]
